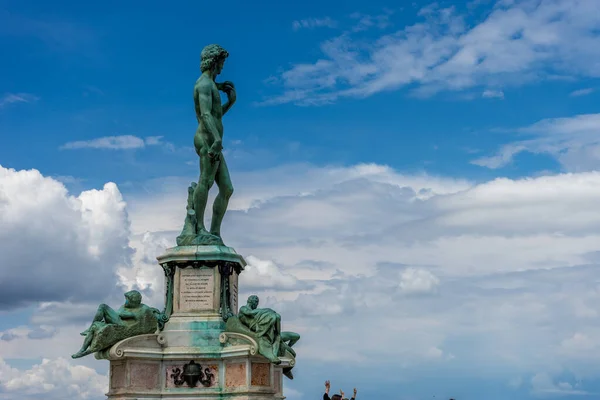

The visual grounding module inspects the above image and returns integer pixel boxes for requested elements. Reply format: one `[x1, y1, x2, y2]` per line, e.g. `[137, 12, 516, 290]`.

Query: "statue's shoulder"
[195, 76, 215, 92]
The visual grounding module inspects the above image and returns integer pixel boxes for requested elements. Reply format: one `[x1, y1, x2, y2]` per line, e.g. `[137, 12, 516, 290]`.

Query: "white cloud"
[60, 135, 165, 150]
[530, 372, 588, 397]
[0, 93, 38, 108]
[0, 325, 57, 341]
[292, 17, 337, 31]
[261, 0, 600, 105]
[570, 87, 594, 97]
[241, 256, 303, 290]
[399, 268, 440, 294]
[0, 357, 107, 400]
[482, 89, 505, 99]
[349, 11, 393, 32]
[473, 113, 600, 171]
[0, 165, 131, 309]
[7, 162, 600, 394]
[126, 163, 471, 234]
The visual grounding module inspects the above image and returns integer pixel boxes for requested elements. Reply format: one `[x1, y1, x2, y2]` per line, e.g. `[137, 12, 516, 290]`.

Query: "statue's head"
[247, 295, 259, 309]
[200, 44, 229, 75]
[124, 290, 142, 308]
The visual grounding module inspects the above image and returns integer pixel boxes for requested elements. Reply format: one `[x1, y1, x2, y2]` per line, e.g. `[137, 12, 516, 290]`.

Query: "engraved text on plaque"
[179, 268, 214, 311]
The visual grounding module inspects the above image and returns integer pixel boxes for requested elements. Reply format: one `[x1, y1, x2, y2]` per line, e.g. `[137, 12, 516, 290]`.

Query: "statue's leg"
[275, 314, 281, 335]
[81, 304, 119, 336]
[102, 305, 122, 324]
[281, 332, 300, 347]
[73, 325, 97, 358]
[272, 336, 281, 361]
[194, 152, 219, 234]
[210, 156, 233, 237]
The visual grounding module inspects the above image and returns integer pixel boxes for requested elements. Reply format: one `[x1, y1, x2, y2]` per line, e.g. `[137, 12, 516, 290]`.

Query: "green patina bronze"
[177, 44, 236, 247]
[71, 290, 159, 359]
[225, 295, 300, 379]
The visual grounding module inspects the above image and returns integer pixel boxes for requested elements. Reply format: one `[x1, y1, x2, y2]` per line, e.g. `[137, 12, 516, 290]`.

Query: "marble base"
[104, 333, 288, 400]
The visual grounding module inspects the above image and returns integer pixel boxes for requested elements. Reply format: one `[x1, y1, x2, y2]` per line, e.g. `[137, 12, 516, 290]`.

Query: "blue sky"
[3, 0, 600, 399]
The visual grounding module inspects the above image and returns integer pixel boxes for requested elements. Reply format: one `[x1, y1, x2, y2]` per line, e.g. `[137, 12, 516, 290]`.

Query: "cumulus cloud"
[398, 267, 440, 294]
[6, 161, 600, 395]
[0, 166, 131, 309]
[241, 256, 303, 290]
[126, 163, 471, 234]
[0, 325, 57, 341]
[60, 135, 165, 150]
[0, 357, 107, 400]
[472, 113, 600, 171]
[261, 0, 600, 105]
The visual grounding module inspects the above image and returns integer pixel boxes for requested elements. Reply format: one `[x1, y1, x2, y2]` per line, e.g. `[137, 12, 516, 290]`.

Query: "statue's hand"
[221, 81, 236, 104]
[208, 140, 223, 161]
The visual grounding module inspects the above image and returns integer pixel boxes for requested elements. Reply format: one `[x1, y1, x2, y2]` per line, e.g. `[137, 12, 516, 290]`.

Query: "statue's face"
[249, 298, 258, 309]
[215, 58, 225, 75]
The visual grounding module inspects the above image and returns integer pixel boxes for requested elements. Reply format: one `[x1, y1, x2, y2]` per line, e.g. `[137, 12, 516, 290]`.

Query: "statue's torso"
[194, 76, 224, 151]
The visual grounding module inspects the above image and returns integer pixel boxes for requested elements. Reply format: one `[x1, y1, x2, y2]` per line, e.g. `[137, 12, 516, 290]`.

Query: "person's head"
[124, 290, 142, 308]
[200, 44, 229, 75]
[247, 295, 259, 309]
[331, 395, 342, 400]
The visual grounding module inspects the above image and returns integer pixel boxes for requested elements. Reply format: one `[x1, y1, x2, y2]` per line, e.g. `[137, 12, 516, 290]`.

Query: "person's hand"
[340, 389, 345, 398]
[325, 380, 330, 389]
[208, 140, 223, 161]
[353, 388, 357, 396]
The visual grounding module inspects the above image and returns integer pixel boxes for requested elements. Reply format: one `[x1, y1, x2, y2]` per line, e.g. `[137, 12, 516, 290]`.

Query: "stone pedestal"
[102, 245, 291, 400]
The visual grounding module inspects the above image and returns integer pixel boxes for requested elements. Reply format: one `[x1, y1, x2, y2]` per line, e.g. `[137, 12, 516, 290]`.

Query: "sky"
[2, 0, 600, 398]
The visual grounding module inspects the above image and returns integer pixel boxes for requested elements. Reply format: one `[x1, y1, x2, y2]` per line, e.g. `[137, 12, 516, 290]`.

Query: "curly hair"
[200, 44, 229, 73]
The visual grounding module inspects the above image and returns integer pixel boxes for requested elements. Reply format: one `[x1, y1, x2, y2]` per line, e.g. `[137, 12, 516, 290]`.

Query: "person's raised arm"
[323, 380, 331, 400]
[351, 388, 357, 400]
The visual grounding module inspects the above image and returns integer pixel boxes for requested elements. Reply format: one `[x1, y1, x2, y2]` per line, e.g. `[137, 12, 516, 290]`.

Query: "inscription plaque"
[179, 268, 214, 311]
[229, 272, 238, 314]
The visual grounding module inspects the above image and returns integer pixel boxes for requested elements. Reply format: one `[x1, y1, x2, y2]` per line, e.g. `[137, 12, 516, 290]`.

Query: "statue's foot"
[80, 329, 89, 336]
[177, 230, 224, 246]
[283, 368, 294, 380]
[71, 351, 85, 359]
